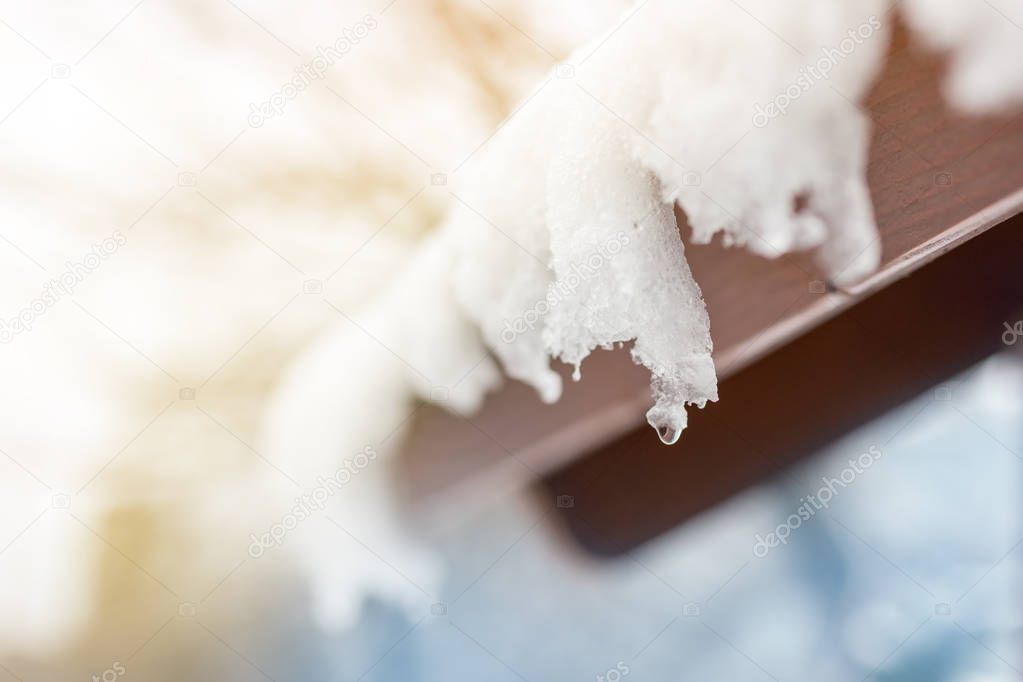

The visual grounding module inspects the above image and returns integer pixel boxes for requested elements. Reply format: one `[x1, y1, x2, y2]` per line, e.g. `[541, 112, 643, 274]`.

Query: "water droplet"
[647, 406, 686, 446]
[656, 423, 682, 445]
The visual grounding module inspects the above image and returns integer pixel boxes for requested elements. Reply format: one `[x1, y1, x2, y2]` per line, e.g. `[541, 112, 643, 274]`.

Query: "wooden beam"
[398, 28, 1023, 527]
[542, 216, 1023, 554]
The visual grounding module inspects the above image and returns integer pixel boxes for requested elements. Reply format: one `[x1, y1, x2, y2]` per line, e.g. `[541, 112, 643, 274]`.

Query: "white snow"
[2, 0, 1022, 657]
[442, 0, 890, 441]
[902, 0, 1023, 114]
[260, 0, 1023, 628]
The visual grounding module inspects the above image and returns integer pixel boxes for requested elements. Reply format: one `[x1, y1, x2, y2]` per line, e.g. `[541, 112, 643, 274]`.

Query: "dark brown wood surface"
[543, 217, 1023, 554]
[398, 30, 1023, 522]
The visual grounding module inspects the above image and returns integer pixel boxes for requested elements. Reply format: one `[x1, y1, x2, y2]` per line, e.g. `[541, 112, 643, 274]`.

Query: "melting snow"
[262, 0, 1023, 630]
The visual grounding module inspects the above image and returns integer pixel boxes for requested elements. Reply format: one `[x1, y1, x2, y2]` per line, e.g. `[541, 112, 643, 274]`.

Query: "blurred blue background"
[261, 351, 1020, 681]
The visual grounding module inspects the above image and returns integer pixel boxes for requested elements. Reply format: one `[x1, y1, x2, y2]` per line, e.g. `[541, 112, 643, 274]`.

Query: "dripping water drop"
[655, 423, 682, 445]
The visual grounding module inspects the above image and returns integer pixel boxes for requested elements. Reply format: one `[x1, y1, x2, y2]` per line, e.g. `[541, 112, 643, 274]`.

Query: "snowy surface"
[257, 0, 1023, 631]
[444, 0, 892, 443]
[2, 0, 1023, 661]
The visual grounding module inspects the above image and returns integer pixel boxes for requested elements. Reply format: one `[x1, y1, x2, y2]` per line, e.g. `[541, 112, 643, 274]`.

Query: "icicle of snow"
[446, 0, 890, 438]
[543, 85, 716, 443]
[446, 110, 564, 405]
